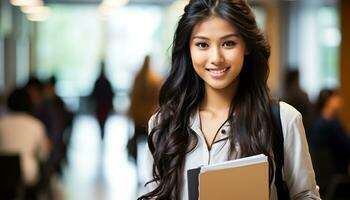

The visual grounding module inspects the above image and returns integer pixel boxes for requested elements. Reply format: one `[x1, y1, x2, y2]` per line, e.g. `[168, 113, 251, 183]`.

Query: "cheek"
[224, 52, 245, 69]
[328, 98, 339, 111]
[191, 50, 207, 68]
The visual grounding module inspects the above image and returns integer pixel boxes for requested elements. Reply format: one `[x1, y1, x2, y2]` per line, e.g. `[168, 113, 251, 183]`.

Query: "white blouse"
[142, 102, 321, 200]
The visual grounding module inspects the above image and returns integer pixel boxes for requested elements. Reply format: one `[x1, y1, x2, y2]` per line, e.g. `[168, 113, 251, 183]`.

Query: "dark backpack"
[271, 101, 290, 200]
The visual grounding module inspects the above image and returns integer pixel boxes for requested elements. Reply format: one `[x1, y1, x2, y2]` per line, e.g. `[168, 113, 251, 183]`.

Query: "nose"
[210, 46, 224, 66]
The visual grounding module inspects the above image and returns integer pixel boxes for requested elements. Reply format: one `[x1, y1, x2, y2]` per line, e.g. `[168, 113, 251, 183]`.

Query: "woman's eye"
[223, 41, 237, 47]
[195, 42, 209, 49]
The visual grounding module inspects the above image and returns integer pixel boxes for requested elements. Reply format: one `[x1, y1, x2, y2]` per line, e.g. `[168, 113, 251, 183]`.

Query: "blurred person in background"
[91, 61, 114, 141]
[42, 76, 74, 166]
[308, 89, 350, 195]
[127, 55, 162, 164]
[25, 77, 45, 114]
[283, 69, 313, 132]
[40, 76, 74, 190]
[0, 87, 50, 200]
[25, 76, 73, 198]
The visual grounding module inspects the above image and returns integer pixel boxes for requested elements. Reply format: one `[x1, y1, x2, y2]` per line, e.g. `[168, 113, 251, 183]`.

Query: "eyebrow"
[192, 33, 239, 40]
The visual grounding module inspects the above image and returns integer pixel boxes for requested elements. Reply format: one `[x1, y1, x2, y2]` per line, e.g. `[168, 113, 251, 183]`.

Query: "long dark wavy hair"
[138, 0, 274, 199]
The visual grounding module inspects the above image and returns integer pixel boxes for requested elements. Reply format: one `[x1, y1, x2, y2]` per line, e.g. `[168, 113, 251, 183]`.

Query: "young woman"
[139, 0, 320, 199]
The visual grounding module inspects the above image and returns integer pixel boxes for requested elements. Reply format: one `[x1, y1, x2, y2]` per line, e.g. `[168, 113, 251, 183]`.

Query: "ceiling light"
[10, 0, 42, 7]
[26, 6, 50, 22]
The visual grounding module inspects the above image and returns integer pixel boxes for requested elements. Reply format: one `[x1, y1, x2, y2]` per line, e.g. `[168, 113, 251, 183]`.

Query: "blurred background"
[0, 0, 350, 199]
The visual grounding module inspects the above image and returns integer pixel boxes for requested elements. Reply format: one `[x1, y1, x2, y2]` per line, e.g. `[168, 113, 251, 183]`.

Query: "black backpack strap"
[271, 100, 290, 199]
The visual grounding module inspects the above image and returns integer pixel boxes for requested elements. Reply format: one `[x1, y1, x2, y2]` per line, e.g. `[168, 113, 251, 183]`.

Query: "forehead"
[191, 16, 238, 38]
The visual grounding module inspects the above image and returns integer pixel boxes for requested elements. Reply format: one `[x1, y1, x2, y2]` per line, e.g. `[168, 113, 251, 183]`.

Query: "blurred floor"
[52, 114, 149, 200]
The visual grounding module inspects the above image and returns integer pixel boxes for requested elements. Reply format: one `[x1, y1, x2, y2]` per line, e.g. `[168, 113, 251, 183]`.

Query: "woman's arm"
[280, 102, 321, 199]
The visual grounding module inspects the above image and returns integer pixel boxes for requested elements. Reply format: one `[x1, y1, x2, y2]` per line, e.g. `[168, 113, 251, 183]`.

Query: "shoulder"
[23, 114, 46, 134]
[22, 113, 43, 125]
[3, 113, 46, 137]
[279, 101, 302, 124]
[15, 114, 46, 136]
[279, 101, 304, 139]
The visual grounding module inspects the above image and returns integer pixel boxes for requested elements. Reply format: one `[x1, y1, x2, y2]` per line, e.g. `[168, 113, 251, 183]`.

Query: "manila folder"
[199, 160, 269, 200]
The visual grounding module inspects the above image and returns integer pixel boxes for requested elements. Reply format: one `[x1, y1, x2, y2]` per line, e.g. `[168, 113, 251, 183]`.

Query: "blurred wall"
[340, 0, 350, 133]
[265, 0, 282, 97]
[0, 1, 34, 96]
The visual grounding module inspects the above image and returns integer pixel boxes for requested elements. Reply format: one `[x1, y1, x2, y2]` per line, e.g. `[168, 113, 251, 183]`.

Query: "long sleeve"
[140, 114, 158, 197]
[280, 102, 321, 199]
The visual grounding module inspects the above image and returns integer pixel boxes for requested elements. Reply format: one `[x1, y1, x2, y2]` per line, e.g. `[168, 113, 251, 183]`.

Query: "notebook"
[187, 154, 269, 200]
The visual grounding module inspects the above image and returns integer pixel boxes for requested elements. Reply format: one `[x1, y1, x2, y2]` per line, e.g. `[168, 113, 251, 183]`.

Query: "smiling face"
[190, 16, 246, 92]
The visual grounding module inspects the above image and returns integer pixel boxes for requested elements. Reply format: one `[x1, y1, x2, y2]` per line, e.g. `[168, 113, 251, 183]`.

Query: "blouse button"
[221, 129, 226, 134]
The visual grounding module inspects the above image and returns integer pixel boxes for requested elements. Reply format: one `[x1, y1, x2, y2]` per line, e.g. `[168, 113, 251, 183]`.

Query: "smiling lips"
[205, 67, 231, 78]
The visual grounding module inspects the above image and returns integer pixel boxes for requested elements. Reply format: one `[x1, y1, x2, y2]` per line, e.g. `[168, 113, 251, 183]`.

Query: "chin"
[208, 83, 232, 90]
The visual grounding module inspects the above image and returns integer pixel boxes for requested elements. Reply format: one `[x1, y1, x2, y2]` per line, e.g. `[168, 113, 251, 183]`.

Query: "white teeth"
[208, 68, 228, 74]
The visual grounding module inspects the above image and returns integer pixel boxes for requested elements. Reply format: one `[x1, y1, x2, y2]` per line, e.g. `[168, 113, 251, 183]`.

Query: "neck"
[200, 81, 238, 116]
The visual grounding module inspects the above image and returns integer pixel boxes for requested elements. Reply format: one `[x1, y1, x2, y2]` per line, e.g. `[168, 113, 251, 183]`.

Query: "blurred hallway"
[56, 114, 148, 200]
[2, 0, 350, 199]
